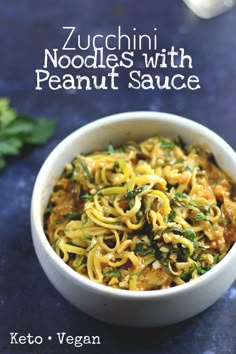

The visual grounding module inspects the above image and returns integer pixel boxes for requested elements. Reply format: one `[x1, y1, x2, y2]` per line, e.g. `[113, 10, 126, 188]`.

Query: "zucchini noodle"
[44, 136, 236, 290]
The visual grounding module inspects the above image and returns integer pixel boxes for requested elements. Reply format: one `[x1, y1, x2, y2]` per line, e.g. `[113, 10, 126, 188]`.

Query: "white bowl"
[31, 111, 236, 327]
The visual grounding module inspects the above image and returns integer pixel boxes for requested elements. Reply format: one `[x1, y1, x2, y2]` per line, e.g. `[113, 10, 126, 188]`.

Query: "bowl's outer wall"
[31, 112, 236, 327]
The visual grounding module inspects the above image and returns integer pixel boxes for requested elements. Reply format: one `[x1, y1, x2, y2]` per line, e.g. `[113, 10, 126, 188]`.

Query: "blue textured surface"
[0, 1, 236, 353]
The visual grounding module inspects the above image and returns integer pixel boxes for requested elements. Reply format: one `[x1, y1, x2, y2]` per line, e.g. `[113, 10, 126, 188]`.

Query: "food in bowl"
[31, 112, 236, 327]
[44, 135, 236, 291]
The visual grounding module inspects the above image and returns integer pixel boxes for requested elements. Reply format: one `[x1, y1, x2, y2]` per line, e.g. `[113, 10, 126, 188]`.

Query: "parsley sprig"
[0, 98, 57, 171]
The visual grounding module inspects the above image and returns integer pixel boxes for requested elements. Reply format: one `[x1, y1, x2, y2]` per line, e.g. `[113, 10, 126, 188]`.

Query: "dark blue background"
[0, 1, 236, 353]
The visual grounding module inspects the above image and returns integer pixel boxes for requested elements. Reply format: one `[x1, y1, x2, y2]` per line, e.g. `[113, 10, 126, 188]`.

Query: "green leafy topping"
[80, 193, 93, 201]
[175, 192, 189, 199]
[0, 137, 23, 155]
[167, 210, 177, 222]
[107, 143, 124, 155]
[84, 235, 92, 242]
[134, 242, 153, 256]
[183, 228, 195, 241]
[158, 137, 176, 149]
[45, 203, 55, 215]
[0, 98, 56, 171]
[62, 211, 81, 220]
[107, 143, 115, 154]
[52, 238, 60, 250]
[76, 157, 93, 181]
[87, 243, 97, 252]
[104, 269, 113, 277]
[186, 165, 194, 172]
[24, 118, 57, 145]
[74, 256, 87, 269]
[82, 218, 88, 227]
[121, 185, 148, 201]
[113, 268, 121, 278]
[195, 211, 208, 221]
[209, 221, 218, 230]
[194, 263, 211, 275]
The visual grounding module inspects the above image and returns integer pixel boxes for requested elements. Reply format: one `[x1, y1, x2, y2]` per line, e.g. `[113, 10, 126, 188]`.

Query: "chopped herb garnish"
[168, 210, 177, 222]
[183, 228, 195, 241]
[113, 161, 120, 171]
[158, 137, 176, 149]
[194, 263, 211, 275]
[113, 268, 121, 278]
[82, 218, 88, 226]
[107, 143, 115, 154]
[186, 165, 194, 172]
[181, 270, 192, 282]
[175, 192, 189, 199]
[87, 243, 97, 252]
[121, 185, 148, 201]
[134, 242, 153, 256]
[107, 143, 124, 154]
[194, 263, 206, 275]
[45, 204, 55, 214]
[62, 211, 81, 219]
[204, 206, 210, 214]
[52, 238, 60, 250]
[213, 254, 220, 263]
[84, 235, 92, 242]
[81, 193, 93, 201]
[195, 211, 208, 221]
[104, 269, 113, 277]
[74, 256, 87, 269]
[209, 221, 218, 230]
[77, 157, 93, 181]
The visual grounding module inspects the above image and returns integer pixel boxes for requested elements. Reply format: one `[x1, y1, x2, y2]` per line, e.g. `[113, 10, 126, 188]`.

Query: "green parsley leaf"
[0, 98, 16, 128]
[3, 116, 35, 136]
[0, 156, 6, 170]
[24, 118, 57, 144]
[0, 98, 57, 172]
[0, 137, 23, 155]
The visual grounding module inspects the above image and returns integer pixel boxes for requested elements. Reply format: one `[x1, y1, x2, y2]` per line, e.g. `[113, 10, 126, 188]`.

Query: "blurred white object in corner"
[183, 0, 235, 18]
